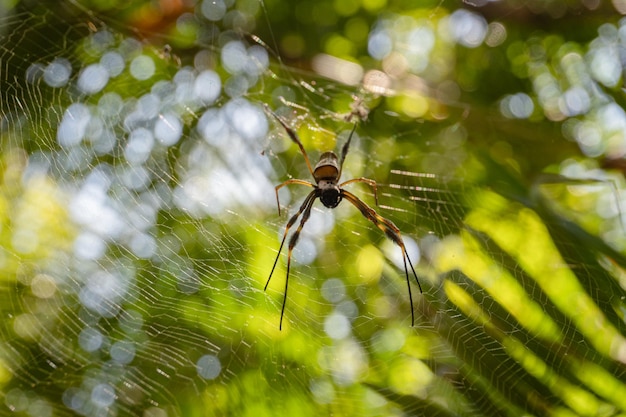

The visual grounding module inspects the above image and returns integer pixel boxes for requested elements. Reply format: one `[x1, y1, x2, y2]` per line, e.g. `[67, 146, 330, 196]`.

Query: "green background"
[1, 0, 626, 416]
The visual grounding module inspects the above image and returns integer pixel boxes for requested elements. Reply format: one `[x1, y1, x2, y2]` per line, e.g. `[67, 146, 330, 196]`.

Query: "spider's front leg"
[337, 123, 358, 178]
[265, 105, 315, 177]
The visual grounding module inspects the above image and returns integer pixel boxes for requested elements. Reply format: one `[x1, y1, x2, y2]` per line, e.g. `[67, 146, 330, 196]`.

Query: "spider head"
[318, 180, 342, 208]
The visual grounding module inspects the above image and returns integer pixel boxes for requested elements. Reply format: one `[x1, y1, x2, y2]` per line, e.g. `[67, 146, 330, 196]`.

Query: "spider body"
[265, 108, 423, 330]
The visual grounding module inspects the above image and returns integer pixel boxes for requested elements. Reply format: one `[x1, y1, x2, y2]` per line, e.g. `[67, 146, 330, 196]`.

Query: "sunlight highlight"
[464, 190, 626, 365]
[311, 53, 363, 86]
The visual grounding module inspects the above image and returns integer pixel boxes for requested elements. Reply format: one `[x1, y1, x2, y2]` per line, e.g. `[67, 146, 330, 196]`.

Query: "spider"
[265, 108, 423, 330]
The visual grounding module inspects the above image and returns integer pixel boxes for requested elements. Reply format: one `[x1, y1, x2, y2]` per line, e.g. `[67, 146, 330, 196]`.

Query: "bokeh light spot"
[197, 355, 222, 380]
[130, 55, 156, 80]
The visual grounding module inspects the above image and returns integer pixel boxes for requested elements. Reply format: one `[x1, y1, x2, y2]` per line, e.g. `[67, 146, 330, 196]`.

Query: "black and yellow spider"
[265, 109, 423, 330]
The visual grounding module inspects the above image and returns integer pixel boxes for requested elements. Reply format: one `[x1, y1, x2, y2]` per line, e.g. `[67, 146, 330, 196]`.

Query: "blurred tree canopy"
[1, 0, 626, 416]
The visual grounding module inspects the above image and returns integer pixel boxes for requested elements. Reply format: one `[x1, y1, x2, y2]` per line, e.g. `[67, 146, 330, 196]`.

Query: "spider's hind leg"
[341, 189, 423, 326]
[265, 189, 318, 330]
[265, 190, 318, 291]
[277, 194, 316, 330]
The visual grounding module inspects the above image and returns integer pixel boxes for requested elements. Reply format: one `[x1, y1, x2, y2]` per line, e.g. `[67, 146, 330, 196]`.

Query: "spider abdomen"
[313, 151, 340, 183]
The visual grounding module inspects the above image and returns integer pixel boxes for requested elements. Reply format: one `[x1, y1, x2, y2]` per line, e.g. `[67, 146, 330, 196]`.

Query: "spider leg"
[339, 177, 379, 206]
[274, 179, 315, 216]
[337, 123, 358, 180]
[265, 105, 315, 177]
[265, 190, 318, 330]
[278, 192, 317, 330]
[341, 189, 423, 326]
[265, 190, 317, 290]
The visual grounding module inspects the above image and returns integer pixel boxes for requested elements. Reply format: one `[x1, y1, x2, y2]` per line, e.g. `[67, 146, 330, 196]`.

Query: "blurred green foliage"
[1, 0, 626, 416]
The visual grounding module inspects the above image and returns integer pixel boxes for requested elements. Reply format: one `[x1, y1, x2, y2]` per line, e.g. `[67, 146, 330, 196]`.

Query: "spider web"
[1, 1, 626, 416]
